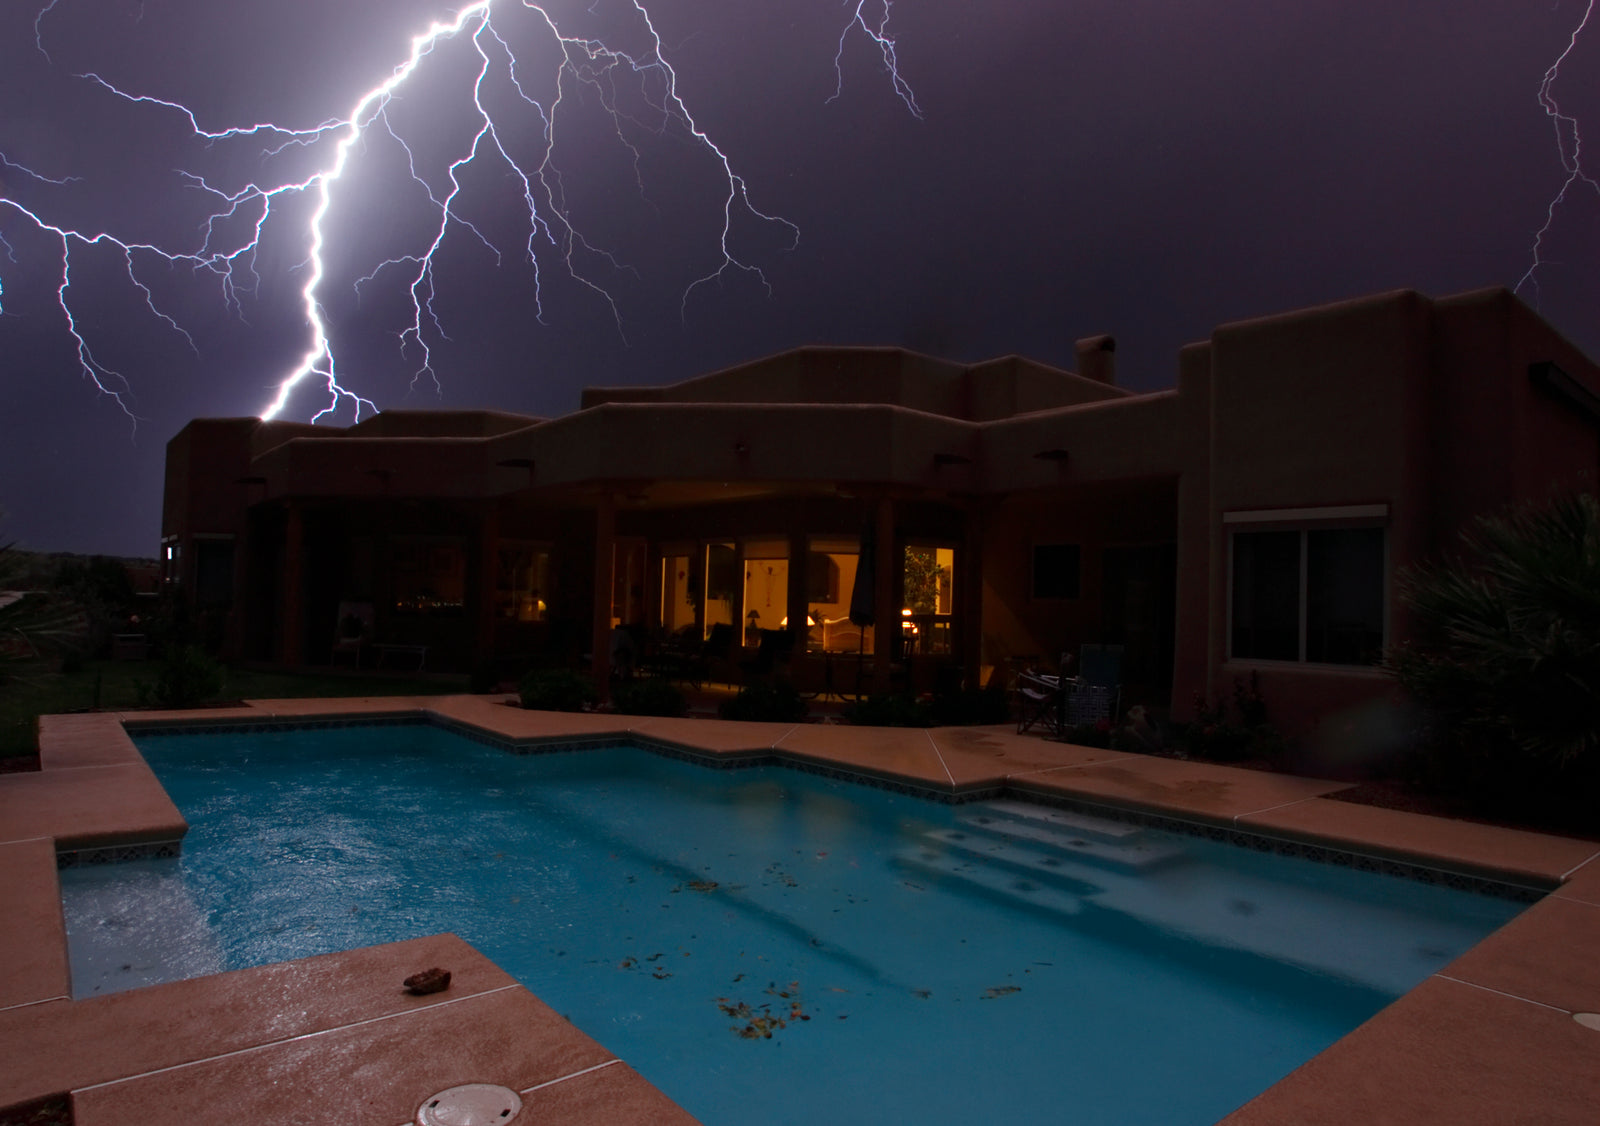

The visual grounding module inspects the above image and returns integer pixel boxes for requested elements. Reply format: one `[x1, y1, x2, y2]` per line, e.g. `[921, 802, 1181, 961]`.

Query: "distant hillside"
[3, 550, 160, 593]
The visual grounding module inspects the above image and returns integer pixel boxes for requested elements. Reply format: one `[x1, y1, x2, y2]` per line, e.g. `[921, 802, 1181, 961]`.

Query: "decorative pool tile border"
[1005, 787, 1547, 903]
[57, 839, 182, 868]
[124, 714, 429, 737]
[115, 710, 1545, 899]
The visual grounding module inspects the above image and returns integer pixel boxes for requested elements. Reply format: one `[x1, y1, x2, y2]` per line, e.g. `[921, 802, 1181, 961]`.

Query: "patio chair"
[1014, 668, 1064, 735]
[740, 627, 797, 680]
[698, 622, 741, 688]
[331, 601, 374, 667]
[1065, 643, 1123, 726]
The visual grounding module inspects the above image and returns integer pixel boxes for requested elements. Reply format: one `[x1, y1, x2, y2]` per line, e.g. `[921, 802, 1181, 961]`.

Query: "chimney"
[1074, 334, 1116, 386]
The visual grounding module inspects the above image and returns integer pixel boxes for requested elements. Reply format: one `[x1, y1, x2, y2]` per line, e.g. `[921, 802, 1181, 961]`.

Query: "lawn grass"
[0, 658, 468, 760]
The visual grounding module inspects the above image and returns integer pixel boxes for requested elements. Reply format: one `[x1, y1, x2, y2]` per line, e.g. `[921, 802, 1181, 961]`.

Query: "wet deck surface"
[3, 696, 1597, 1124]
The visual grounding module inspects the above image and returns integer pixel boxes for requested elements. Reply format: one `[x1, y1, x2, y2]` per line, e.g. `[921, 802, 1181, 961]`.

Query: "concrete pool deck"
[0, 695, 1596, 1124]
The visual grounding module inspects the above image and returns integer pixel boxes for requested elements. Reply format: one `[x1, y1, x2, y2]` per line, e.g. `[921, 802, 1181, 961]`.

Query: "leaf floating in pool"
[619, 957, 637, 970]
[647, 953, 664, 962]
[686, 879, 719, 892]
[718, 995, 794, 1040]
[981, 986, 1021, 1000]
[653, 970, 673, 980]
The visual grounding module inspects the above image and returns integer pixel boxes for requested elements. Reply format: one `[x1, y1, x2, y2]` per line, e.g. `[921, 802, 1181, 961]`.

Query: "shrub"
[1385, 491, 1600, 818]
[137, 644, 225, 708]
[1179, 672, 1285, 763]
[719, 679, 809, 723]
[613, 677, 688, 717]
[518, 668, 598, 713]
[844, 692, 932, 727]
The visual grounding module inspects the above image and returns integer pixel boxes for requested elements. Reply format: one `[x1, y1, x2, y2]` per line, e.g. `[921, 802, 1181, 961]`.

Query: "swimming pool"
[61, 721, 1527, 1125]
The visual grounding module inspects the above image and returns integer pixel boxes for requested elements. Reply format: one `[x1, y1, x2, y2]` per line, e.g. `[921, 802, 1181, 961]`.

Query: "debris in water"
[981, 985, 1021, 1000]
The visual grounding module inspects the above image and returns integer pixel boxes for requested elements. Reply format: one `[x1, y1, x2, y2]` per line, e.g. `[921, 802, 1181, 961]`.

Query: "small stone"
[404, 967, 451, 995]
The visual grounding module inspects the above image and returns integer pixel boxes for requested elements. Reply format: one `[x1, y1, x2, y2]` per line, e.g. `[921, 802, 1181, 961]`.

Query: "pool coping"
[4, 695, 1600, 1123]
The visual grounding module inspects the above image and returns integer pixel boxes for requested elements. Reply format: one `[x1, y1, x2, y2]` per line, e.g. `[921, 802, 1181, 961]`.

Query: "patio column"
[787, 529, 808, 636]
[590, 494, 616, 693]
[960, 502, 985, 690]
[281, 503, 305, 667]
[475, 506, 500, 668]
[872, 494, 895, 694]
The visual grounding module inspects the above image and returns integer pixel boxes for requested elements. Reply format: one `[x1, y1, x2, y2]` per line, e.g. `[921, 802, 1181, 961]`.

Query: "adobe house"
[160, 286, 1600, 747]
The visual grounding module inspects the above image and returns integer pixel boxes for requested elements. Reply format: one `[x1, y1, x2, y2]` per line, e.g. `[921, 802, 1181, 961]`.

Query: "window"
[806, 536, 873, 654]
[1032, 544, 1081, 599]
[741, 539, 789, 644]
[902, 544, 955, 656]
[1230, 526, 1384, 665]
[702, 542, 739, 639]
[392, 538, 466, 615]
[660, 552, 696, 634]
[496, 544, 550, 622]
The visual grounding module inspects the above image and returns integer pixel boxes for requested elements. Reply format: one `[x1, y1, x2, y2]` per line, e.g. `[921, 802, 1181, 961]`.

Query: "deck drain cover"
[415, 1084, 522, 1125]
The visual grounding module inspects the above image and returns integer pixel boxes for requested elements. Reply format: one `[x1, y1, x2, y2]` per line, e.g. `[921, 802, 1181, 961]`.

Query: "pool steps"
[957, 801, 1189, 872]
[892, 806, 1186, 924]
[895, 803, 1503, 997]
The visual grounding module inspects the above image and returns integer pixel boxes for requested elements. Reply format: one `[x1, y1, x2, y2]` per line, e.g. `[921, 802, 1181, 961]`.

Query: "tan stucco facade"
[161, 287, 1600, 762]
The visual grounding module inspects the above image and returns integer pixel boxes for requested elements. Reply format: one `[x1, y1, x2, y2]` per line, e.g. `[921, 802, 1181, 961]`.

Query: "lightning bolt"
[2, 1, 919, 428]
[1515, 0, 1598, 303]
[832, 0, 922, 119]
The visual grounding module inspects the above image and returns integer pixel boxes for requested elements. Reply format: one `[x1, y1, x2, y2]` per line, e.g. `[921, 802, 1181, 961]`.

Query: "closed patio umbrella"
[848, 522, 875, 628]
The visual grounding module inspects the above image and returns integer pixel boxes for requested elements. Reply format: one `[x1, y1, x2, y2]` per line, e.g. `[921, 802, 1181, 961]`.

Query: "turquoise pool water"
[61, 723, 1525, 1125]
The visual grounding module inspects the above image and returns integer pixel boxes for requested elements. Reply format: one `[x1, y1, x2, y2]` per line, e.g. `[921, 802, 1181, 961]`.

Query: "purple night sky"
[2, 0, 1596, 556]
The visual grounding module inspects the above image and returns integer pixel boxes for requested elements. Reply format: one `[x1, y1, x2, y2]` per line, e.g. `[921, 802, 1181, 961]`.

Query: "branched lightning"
[1515, 0, 1598, 302]
[832, 0, 921, 119]
[2, 0, 919, 426]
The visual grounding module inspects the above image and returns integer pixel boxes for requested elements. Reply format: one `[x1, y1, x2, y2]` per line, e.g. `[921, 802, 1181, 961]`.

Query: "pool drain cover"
[415, 1084, 522, 1125]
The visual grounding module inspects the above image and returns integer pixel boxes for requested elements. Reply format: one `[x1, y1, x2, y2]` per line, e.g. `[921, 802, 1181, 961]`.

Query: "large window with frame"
[1230, 525, 1385, 665]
